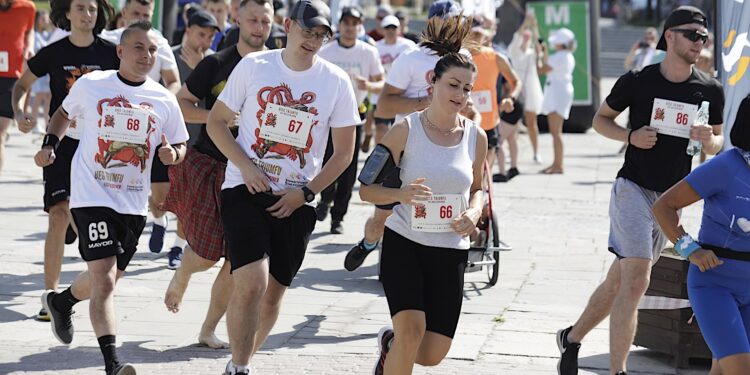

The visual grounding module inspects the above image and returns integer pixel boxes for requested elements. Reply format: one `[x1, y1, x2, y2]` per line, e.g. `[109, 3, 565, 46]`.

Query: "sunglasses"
[670, 28, 709, 44]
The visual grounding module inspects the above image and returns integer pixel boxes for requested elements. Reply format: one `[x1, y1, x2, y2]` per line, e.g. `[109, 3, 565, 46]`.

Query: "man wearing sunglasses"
[555, 6, 725, 375]
[206, 0, 359, 373]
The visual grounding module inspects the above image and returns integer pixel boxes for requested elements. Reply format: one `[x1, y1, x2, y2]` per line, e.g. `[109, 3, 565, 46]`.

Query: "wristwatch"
[301, 186, 315, 203]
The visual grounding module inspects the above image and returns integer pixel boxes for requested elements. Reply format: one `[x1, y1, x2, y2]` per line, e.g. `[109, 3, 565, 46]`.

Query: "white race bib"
[0, 51, 8, 73]
[411, 194, 463, 233]
[259, 103, 315, 149]
[649, 98, 697, 139]
[99, 106, 150, 144]
[471, 90, 493, 113]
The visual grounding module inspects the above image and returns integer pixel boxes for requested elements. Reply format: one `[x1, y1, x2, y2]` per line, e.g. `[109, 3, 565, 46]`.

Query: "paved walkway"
[0, 84, 711, 374]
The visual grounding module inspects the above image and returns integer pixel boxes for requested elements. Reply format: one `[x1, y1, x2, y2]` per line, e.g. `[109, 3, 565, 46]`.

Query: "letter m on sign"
[545, 4, 570, 25]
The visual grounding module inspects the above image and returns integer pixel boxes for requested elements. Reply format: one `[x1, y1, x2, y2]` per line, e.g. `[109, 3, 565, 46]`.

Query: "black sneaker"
[41, 291, 74, 344]
[315, 202, 329, 221]
[372, 326, 394, 375]
[223, 360, 251, 374]
[331, 220, 343, 234]
[344, 239, 376, 271]
[64, 224, 77, 245]
[109, 363, 136, 375]
[556, 326, 580, 375]
[507, 167, 520, 180]
[614, 372, 627, 375]
[493, 173, 508, 183]
[148, 218, 168, 253]
[37, 307, 50, 321]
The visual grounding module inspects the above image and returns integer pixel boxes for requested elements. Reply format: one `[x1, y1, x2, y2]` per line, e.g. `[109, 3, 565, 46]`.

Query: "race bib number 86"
[649, 98, 697, 139]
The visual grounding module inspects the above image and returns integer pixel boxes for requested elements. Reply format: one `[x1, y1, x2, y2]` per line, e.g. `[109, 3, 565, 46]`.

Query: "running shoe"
[37, 307, 50, 321]
[373, 326, 394, 375]
[223, 360, 251, 374]
[344, 239, 376, 271]
[492, 173, 508, 183]
[507, 167, 520, 180]
[148, 217, 168, 253]
[614, 372, 627, 375]
[331, 220, 343, 234]
[167, 246, 183, 270]
[109, 363, 136, 375]
[64, 224, 77, 245]
[556, 326, 581, 375]
[533, 154, 542, 164]
[315, 202, 329, 221]
[41, 290, 74, 344]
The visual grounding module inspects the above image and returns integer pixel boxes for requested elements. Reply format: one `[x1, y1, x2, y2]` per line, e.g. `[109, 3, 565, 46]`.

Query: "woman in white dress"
[539, 27, 576, 174]
[509, 11, 544, 162]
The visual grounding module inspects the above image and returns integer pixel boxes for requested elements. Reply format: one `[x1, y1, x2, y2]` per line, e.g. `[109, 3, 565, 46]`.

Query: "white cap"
[381, 15, 400, 28]
[548, 27, 575, 46]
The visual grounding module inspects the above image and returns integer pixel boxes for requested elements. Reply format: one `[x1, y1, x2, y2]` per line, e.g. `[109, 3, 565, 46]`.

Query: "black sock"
[98, 335, 119, 373]
[52, 288, 80, 312]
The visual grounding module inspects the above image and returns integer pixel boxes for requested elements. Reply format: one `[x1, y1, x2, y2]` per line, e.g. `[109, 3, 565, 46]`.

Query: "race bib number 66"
[411, 194, 463, 233]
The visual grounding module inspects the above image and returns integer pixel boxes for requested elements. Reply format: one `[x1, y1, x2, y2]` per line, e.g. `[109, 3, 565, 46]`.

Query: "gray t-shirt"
[172, 44, 214, 145]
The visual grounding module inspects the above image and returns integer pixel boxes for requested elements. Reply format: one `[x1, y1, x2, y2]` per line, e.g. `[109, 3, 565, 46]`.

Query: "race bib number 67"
[260, 103, 314, 148]
[100, 106, 150, 144]
[649, 98, 697, 139]
[411, 194, 463, 233]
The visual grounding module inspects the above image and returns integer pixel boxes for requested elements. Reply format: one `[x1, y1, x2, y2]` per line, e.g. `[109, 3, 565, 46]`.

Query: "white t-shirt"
[100, 28, 178, 82]
[373, 37, 416, 103]
[63, 70, 189, 216]
[547, 50, 575, 83]
[318, 40, 383, 107]
[383, 46, 440, 122]
[218, 50, 360, 192]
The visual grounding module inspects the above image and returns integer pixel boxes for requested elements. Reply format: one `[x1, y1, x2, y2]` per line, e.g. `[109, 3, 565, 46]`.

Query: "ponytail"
[420, 14, 474, 57]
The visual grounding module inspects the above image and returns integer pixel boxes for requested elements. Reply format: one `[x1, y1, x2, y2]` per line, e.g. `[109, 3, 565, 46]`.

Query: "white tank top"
[385, 111, 478, 250]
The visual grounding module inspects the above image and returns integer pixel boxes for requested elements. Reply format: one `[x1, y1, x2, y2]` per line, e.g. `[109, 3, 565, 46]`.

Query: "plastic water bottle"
[686, 101, 709, 156]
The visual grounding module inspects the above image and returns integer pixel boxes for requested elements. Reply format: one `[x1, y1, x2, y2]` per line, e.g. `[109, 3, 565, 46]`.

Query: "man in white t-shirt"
[35, 22, 189, 375]
[206, 1, 359, 373]
[317, 5, 383, 233]
[100, 0, 183, 255]
[369, 14, 415, 144]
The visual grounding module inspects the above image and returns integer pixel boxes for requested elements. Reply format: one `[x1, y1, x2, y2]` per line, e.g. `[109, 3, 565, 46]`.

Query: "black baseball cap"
[290, 0, 331, 33]
[340, 6, 363, 22]
[656, 6, 707, 51]
[188, 9, 220, 32]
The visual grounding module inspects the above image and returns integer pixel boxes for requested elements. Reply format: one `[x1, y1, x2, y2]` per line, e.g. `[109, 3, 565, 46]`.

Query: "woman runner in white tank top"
[359, 30, 488, 374]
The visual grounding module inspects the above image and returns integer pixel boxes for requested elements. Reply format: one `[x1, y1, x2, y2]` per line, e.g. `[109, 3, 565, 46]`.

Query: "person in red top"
[0, 0, 35, 173]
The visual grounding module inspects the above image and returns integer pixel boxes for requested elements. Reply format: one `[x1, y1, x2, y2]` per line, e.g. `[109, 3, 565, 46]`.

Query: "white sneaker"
[224, 360, 251, 375]
[533, 154, 542, 164]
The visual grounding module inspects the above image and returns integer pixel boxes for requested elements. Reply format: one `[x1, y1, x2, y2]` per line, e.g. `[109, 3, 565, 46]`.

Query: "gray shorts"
[607, 178, 671, 261]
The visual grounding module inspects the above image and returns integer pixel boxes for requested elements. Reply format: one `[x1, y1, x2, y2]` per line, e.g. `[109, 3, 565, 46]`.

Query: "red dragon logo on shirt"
[414, 204, 427, 219]
[654, 107, 665, 121]
[252, 83, 318, 168]
[94, 96, 156, 172]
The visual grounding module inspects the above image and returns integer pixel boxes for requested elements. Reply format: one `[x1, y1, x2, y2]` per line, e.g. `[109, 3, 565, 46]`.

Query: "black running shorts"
[43, 137, 80, 212]
[0, 77, 16, 119]
[221, 185, 317, 286]
[485, 127, 499, 149]
[380, 227, 468, 338]
[71, 207, 146, 271]
[150, 146, 170, 183]
[500, 100, 525, 125]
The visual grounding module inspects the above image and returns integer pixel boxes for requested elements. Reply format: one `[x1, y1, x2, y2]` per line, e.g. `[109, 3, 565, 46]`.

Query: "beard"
[240, 33, 265, 49]
[677, 47, 700, 65]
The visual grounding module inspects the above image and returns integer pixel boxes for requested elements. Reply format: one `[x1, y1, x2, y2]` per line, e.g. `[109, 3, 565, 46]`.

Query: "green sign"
[528, 1, 592, 105]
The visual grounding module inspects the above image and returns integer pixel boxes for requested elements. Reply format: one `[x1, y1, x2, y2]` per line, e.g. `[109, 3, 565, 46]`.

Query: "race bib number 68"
[100, 106, 150, 144]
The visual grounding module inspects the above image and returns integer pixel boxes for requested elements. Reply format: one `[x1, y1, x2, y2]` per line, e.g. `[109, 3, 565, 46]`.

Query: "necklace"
[421, 111, 461, 135]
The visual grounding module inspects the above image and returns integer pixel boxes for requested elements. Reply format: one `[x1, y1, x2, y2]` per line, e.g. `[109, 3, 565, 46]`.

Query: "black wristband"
[173, 146, 180, 162]
[42, 134, 60, 151]
[627, 129, 633, 144]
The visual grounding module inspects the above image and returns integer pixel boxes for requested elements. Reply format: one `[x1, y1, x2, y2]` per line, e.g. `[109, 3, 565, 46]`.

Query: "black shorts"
[71, 207, 147, 271]
[500, 100, 525, 125]
[380, 227, 468, 338]
[485, 127, 499, 149]
[150, 146, 170, 183]
[0, 77, 16, 119]
[372, 105, 395, 127]
[43, 137, 80, 212]
[221, 185, 317, 286]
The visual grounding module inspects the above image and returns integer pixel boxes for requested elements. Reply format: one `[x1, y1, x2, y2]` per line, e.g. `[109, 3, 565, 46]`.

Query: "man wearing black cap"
[555, 6, 725, 375]
[206, 0, 359, 373]
[316, 6, 384, 234]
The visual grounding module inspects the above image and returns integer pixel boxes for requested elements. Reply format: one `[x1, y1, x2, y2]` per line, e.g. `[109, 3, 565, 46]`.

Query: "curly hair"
[50, 0, 114, 35]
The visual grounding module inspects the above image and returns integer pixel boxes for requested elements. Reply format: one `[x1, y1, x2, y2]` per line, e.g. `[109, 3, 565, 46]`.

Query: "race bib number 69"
[411, 194, 463, 233]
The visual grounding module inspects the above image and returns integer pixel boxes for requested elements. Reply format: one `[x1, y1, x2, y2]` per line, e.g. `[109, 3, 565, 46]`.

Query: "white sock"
[172, 236, 187, 250]
[154, 215, 167, 227]
[226, 361, 250, 374]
